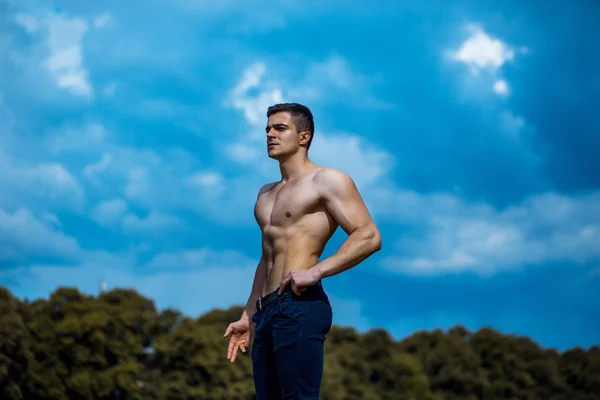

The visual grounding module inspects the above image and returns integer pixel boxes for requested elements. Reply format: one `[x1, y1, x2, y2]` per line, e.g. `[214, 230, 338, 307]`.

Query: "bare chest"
[255, 181, 321, 228]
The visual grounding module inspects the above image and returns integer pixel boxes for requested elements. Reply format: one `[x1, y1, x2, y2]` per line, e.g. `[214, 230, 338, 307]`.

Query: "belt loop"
[258, 297, 263, 312]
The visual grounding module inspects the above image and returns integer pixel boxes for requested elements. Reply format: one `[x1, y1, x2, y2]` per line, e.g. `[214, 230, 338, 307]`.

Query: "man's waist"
[265, 264, 320, 291]
[256, 281, 323, 312]
[256, 290, 278, 312]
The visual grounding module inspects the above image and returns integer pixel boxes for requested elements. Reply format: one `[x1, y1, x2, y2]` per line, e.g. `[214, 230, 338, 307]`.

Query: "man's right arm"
[239, 183, 272, 322]
[240, 255, 267, 322]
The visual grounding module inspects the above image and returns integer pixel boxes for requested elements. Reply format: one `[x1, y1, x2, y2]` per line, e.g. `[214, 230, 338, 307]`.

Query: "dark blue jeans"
[251, 282, 333, 399]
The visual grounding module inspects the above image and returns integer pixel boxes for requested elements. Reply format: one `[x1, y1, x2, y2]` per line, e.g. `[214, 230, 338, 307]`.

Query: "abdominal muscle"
[262, 219, 336, 294]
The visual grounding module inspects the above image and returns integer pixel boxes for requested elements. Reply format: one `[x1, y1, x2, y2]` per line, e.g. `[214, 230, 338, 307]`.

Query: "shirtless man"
[223, 103, 382, 399]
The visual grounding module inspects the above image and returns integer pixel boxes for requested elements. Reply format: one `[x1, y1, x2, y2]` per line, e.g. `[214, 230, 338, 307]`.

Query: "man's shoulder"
[312, 167, 354, 187]
[312, 168, 357, 198]
[256, 181, 279, 199]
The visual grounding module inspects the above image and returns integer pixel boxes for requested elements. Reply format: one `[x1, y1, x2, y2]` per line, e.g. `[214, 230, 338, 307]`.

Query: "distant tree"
[0, 285, 598, 400]
[0, 287, 33, 400]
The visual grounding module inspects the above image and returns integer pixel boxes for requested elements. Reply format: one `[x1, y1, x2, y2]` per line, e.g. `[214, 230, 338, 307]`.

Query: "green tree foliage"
[1, 286, 598, 400]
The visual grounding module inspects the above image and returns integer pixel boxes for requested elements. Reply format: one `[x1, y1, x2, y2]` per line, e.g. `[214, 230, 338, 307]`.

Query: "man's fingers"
[279, 273, 291, 294]
[223, 325, 232, 338]
[231, 340, 247, 362]
[228, 338, 250, 362]
[291, 281, 306, 296]
[227, 338, 236, 360]
[278, 275, 289, 294]
[296, 283, 306, 293]
[229, 342, 237, 362]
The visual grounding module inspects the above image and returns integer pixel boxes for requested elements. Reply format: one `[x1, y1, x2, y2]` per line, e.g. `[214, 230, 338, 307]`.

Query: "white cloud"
[288, 54, 391, 109]
[310, 132, 394, 189]
[377, 190, 600, 276]
[125, 166, 152, 199]
[30, 119, 194, 235]
[229, 62, 283, 126]
[41, 121, 247, 225]
[226, 143, 262, 164]
[84, 154, 112, 186]
[309, 55, 356, 90]
[231, 62, 266, 98]
[90, 198, 128, 226]
[6, 247, 259, 317]
[449, 23, 526, 97]
[91, 198, 183, 234]
[32, 163, 83, 199]
[40, 120, 236, 224]
[0, 150, 84, 212]
[453, 24, 515, 72]
[188, 171, 222, 187]
[92, 13, 111, 29]
[41, 212, 62, 229]
[499, 110, 526, 137]
[227, 54, 389, 130]
[147, 248, 253, 270]
[14, 14, 39, 34]
[0, 207, 80, 263]
[122, 211, 183, 233]
[14, 12, 93, 97]
[225, 61, 395, 190]
[493, 79, 509, 95]
[47, 123, 106, 155]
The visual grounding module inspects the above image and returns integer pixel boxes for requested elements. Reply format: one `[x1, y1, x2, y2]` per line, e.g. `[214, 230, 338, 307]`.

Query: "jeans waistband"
[256, 281, 324, 311]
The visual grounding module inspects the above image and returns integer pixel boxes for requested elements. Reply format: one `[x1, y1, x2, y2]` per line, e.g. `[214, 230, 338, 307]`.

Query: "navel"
[285, 212, 291, 218]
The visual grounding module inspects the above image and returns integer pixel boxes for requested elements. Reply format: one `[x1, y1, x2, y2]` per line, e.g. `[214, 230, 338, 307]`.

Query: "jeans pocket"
[278, 298, 306, 322]
[323, 302, 333, 334]
[251, 310, 262, 324]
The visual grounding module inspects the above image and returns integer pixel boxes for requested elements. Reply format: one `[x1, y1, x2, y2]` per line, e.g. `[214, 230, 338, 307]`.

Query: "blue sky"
[1, 0, 598, 351]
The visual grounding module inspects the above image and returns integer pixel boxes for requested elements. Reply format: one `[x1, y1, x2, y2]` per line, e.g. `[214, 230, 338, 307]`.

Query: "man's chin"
[267, 150, 283, 160]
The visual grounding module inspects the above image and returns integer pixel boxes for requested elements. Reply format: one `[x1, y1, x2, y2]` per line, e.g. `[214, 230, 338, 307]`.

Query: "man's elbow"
[372, 231, 382, 253]
[365, 224, 382, 253]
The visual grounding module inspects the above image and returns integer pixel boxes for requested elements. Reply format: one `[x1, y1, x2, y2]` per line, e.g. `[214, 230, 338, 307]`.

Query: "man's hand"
[278, 267, 322, 296]
[223, 317, 253, 363]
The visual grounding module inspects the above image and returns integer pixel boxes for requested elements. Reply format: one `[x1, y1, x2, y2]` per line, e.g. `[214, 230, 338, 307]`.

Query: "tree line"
[1, 286, 598, 399]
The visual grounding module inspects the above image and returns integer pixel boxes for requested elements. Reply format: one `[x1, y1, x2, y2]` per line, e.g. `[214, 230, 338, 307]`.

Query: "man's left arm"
[311, 168, 382, 279]
[279, 168, 382, 294]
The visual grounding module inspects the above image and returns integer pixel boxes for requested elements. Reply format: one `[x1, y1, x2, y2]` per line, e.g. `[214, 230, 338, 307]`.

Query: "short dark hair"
[267, 103, 315, 150]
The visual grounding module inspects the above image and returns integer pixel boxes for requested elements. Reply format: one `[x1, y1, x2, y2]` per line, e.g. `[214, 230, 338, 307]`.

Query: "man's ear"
[299, 131, 311, 146]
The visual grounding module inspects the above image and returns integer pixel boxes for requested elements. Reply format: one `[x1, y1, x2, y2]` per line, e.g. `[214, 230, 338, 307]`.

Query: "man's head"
[265, 103, 314, 160]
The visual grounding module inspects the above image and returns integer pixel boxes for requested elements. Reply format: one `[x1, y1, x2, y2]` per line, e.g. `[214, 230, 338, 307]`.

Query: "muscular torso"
[255, 171, 338, 294]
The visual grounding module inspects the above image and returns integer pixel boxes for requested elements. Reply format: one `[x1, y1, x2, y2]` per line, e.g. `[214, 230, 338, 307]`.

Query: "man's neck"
[278, 152, 312, 182]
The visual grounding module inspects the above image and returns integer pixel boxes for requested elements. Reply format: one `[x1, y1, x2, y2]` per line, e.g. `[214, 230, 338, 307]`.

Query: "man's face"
[265, 112, 304, 160]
